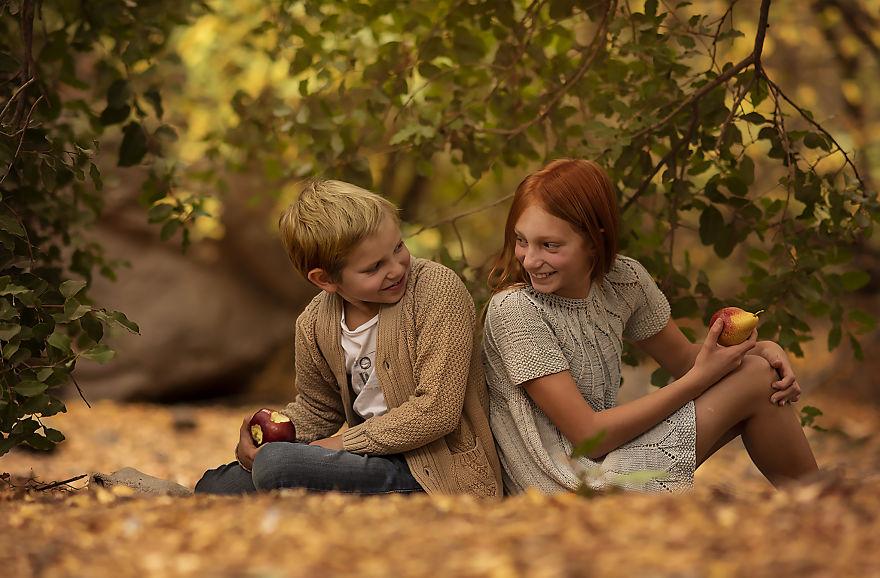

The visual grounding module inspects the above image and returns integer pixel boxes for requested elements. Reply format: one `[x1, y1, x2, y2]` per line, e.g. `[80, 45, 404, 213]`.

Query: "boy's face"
[324, 214, 411, 314]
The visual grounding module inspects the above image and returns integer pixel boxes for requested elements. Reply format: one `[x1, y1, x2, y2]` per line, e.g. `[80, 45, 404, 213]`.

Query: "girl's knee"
[741, 355, 775, 382]
[736, 355, 776, 400]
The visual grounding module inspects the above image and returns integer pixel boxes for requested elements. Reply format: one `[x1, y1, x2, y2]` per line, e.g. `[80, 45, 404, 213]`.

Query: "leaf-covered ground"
[2, 383, 879, 577]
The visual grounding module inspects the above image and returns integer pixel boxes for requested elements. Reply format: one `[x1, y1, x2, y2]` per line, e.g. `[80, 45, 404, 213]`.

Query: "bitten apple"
[248, 408, 296, 446]
[710, 307, 764, 346]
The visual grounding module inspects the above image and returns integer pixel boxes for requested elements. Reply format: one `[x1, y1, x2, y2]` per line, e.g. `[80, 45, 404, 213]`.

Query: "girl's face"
[513, 203, 594, 299]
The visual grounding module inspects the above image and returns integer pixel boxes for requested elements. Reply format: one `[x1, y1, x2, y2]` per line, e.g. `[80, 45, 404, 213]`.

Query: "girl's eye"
[394, 241, 404, 253]
[515, 237, 527, 246]
[544, 242, 560, 249]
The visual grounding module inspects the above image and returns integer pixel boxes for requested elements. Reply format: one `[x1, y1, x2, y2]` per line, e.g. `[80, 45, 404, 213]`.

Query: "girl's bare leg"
[693, 355, 818, 487]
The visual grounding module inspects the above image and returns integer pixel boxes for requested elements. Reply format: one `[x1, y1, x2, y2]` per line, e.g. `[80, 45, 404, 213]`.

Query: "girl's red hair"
[488, 159, 620, 294]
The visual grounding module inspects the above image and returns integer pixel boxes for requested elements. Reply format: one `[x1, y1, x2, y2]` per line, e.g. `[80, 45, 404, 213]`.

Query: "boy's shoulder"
[407, 257, 469, 299]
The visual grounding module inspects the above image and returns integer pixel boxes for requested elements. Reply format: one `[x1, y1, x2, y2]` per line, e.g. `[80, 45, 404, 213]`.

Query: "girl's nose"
[522, 247, 541, 269]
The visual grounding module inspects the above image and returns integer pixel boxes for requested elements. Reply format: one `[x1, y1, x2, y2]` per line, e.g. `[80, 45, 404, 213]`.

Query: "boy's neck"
[342, 299, 380, 331]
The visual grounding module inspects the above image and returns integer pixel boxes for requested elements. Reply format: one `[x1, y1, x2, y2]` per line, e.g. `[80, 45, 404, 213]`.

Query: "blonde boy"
[195, 180, 501, 498]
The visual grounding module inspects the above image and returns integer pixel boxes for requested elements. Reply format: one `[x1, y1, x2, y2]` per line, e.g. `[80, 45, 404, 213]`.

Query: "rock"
[71, 169, 315, 402]
[89, 467, 193, 497]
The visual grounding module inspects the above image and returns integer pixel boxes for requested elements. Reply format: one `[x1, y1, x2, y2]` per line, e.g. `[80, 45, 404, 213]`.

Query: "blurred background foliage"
[1, 0, 878, 452]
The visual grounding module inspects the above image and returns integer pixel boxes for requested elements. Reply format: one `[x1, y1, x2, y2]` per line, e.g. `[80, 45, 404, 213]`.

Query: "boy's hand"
[235, 417, 259, 471]
[309, 436, 344, 451]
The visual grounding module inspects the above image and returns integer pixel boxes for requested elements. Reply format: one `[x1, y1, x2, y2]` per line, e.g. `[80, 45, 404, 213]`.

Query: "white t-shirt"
[340, 311, 389, 419]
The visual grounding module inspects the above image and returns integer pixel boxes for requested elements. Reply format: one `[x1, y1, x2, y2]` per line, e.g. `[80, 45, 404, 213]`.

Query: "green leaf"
[64, 298, 91, 321]
[0, 323, 21, 341]
[144, 89, 163, 119]
[650, 367, 673, 387]
[699, 205, 724, 245]
[148, 203, 175, 223]
[106, 310, 140, 334]
[47, 330, 72, 353]
[803, 132, 829, 150]
[0, 283, 31, 295]
[0, 214, 25, 237]
[90, 163, 103, 191]
[81, 313, 104, 342]
[60, 279, 87, 299]
[43, 427, 65, 443]
[741, 112, 767, 125]
[2, 340, 20, 359]
[849, 333, 864, 361]
[118, 122, 148, 167]
[827, 324, 841, 350]
[107, 78, 130, 108]
[160, 219, 181, 241]
[15, 380, 48, 397]
[840, 271, 870, 291]
[289, 49, 313, 75]
[81, 344, 115, 364]
[99, 104, 131, 125]
[570, 430, 606, 459]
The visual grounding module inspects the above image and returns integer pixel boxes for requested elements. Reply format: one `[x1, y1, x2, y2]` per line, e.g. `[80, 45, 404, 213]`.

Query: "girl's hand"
[235, 417, 259, 472]
[689, 319, 758, 391]
[754, 341, 801, 405]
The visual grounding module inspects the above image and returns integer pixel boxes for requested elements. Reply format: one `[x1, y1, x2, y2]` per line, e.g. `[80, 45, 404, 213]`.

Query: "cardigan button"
[383, 360, 390, 370]
[423, 468, 431, 476]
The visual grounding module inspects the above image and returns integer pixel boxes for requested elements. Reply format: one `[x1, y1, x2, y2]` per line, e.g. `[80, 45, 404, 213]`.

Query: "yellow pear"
[710, 307, 763, 346]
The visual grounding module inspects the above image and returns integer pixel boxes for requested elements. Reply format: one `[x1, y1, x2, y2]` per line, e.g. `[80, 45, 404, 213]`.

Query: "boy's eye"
[544, 242, 560, 249]
[394, 241, 404, 253]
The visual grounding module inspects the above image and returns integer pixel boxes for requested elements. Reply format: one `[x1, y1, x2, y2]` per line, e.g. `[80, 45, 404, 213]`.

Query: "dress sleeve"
[619, 257, 671, 342]
[484, 291, 569, 386]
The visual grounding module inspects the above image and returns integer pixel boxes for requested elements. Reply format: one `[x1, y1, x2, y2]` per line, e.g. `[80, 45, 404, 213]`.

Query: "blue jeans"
[193, 442, 424, 495]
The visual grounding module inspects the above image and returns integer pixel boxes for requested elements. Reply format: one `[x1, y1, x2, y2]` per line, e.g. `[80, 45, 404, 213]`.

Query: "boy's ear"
[306, 268, 337, 293]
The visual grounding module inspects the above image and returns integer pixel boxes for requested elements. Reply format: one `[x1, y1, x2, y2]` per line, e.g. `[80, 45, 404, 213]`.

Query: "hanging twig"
[630, 0, 771, 143]
[0, 94, 43, 185]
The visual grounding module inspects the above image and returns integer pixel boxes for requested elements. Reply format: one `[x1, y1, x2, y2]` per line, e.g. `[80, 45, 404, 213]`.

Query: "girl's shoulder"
[603, 254, 653, 287]
[486, 286, 545, 325]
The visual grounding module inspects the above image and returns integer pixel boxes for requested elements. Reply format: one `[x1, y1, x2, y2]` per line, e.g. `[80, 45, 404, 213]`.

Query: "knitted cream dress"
[482, 255, 697, 494]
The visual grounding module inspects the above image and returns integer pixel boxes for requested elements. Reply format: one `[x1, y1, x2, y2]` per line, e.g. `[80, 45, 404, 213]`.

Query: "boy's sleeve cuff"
[342, 425, 372, 453]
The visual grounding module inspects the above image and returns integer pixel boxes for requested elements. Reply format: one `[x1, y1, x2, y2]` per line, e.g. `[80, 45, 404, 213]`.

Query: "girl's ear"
[306, 268, 338, 293]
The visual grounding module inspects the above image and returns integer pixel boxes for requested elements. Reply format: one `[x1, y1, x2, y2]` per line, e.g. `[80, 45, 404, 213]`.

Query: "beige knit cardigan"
[281, 258, 502, 500]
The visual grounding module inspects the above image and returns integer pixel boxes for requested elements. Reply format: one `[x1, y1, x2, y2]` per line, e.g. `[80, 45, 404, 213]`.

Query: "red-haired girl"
[482, 158, 817, 493]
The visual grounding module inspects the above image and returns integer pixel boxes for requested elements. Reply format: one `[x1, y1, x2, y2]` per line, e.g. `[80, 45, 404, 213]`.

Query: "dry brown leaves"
[1, 391, 879, 578]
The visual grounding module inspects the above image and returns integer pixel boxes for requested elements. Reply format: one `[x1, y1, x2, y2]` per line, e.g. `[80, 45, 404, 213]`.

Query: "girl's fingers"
[773, 375, 795, 389]
[706, 319, 723, 346]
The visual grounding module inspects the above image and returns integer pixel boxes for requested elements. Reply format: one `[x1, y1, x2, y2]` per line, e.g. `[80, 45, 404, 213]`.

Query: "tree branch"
[763, 75, 866, 191]
[483, 0, 616, 137]
[630, 0, 771, 143]
[622, 103, 700, 213]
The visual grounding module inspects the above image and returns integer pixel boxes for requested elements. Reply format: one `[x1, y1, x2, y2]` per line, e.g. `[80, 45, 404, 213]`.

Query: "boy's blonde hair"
[279, 179, 399, 280]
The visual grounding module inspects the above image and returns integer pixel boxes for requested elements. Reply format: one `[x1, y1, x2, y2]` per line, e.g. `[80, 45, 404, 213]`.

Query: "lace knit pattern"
[482, 254, 697, 494]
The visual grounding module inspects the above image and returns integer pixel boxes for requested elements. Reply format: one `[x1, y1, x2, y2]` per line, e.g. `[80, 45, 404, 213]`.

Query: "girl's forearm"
[668, 342, 701, 379]
[580, 370, 706, 458]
